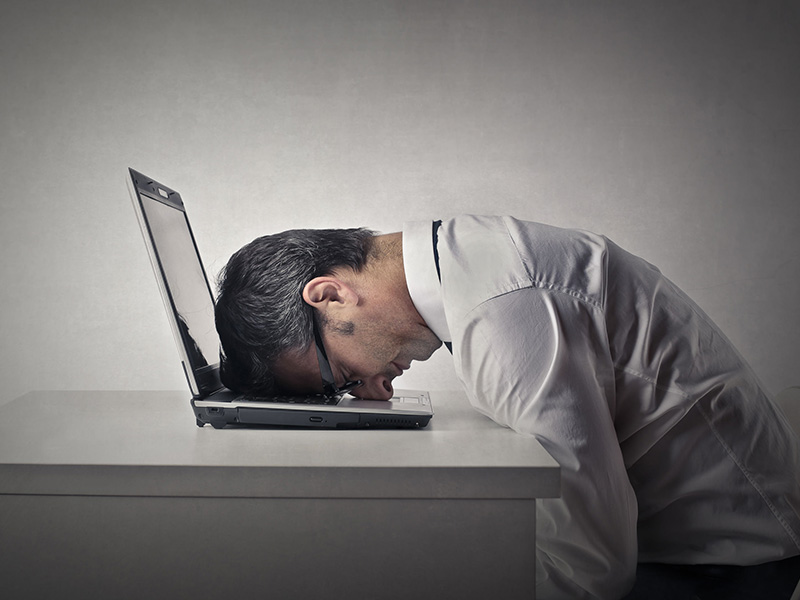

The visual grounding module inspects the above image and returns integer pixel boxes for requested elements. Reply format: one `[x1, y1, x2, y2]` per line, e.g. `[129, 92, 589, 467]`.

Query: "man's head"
[215, 228, 441, 400]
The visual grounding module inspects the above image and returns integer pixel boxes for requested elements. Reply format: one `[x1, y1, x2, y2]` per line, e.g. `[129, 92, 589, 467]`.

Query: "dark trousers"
[622, 555, 800, 600]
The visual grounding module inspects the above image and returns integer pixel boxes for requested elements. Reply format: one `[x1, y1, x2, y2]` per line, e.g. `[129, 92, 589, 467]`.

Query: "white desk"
[0, 390, 559, 600]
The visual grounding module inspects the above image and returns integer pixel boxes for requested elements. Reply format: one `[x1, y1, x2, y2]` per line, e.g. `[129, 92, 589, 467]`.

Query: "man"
[215, 215, 800, 599]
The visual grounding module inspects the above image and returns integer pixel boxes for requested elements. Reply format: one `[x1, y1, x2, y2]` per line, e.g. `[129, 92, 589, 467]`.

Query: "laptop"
[128, 168, 433, 429]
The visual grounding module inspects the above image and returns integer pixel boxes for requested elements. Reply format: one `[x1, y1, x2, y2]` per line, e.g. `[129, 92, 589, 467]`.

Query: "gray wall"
[1, 0, 798, 406]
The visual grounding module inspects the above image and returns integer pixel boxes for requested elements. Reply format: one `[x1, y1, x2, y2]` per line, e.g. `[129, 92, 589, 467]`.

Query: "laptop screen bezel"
[128, 168, 223, 398]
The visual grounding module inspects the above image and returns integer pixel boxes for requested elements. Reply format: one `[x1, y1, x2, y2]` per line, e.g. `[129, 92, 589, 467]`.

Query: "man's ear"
[302, 277, 359, 311]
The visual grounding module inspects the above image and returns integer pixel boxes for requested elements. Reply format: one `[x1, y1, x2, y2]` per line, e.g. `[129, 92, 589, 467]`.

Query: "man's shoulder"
[437, 215, 533, 302]
[439, 215, 610, 309]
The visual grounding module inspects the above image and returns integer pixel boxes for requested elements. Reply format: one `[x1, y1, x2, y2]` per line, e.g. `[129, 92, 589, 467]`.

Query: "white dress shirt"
[403, 215, 800, 600]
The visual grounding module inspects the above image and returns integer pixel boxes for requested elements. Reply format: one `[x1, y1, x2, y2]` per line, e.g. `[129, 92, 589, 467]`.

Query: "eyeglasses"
[312, 315, 362, 397]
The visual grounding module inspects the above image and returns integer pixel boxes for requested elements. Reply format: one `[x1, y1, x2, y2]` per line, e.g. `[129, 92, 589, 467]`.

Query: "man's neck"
[329, 231, 426, 326]
[364, 232, 405, 292]
[370, 232, 431, 327]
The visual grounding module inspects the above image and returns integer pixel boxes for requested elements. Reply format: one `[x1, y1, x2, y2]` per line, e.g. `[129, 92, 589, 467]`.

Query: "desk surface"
[0, 390, 559, 500]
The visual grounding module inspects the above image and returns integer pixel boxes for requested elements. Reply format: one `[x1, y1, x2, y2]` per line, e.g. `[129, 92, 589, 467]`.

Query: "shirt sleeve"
[454, 286, 638, 600]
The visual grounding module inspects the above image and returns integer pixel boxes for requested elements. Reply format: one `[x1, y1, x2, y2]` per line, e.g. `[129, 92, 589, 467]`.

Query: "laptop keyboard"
[240, 394, 341, 406]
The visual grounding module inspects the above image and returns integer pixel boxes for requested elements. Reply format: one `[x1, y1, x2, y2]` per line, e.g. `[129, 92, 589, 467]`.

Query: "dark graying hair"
[214, 228, 375, 395]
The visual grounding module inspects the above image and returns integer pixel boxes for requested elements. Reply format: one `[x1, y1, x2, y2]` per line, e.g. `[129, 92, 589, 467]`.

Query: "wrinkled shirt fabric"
[402, 215, 800, 600]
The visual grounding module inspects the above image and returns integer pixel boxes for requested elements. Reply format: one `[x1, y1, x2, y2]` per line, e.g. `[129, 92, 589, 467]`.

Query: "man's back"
[404, 214, 800, 598]
[603, 235, 800, 564]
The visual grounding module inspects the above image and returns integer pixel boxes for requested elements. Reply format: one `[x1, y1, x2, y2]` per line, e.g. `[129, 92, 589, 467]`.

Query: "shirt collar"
[402, 220, 452, 343]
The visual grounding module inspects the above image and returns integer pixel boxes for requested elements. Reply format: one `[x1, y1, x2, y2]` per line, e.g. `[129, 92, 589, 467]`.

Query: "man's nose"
[351, 374, 394, 400]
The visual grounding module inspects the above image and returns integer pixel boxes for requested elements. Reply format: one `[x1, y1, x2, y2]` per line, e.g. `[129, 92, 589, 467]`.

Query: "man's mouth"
[390, 361, 410, 377]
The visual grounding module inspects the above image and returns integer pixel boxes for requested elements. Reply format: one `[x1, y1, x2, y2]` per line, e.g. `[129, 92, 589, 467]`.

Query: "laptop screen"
[137, 190, 221, 378]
